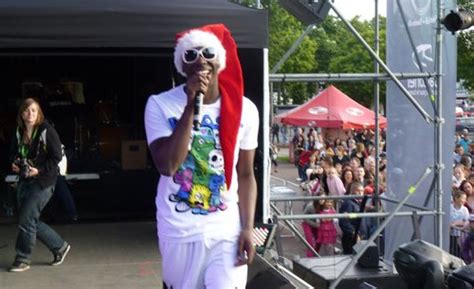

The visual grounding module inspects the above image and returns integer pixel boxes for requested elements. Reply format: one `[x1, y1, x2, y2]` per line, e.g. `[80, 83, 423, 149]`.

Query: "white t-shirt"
[450, 203, 469, 236]
[144, 85, 259, 242]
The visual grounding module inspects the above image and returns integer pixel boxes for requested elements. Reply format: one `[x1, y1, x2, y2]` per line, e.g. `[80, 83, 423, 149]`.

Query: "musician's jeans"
[15, 181, 65, 264]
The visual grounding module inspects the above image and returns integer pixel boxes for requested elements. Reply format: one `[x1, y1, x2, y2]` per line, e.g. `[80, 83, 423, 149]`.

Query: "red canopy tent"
[275, 85, 387, 129]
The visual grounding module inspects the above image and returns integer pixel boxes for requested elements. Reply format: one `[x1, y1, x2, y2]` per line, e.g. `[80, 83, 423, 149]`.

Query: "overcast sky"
[330, 0, 387, 20]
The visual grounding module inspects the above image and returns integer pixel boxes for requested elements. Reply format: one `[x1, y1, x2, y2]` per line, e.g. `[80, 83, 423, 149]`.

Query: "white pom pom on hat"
[174, 29, 227, 77]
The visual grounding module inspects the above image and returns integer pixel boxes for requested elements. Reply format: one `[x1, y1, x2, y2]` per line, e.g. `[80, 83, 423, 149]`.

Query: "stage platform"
[0, 221, 163, 289]
[293, 255, 407, 289]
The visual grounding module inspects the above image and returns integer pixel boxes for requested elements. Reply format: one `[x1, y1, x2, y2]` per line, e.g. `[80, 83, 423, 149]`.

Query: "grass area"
[277, 155, 290, 163]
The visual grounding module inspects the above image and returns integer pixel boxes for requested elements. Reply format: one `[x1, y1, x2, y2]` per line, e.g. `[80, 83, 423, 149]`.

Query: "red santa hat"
[174, 23, 243, 190]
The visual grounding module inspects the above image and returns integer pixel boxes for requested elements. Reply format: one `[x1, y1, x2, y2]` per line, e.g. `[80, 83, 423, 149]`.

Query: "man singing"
[144, 23, 259, 289]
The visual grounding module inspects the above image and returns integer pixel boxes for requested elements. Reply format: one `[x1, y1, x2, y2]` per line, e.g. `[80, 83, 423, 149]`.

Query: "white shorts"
[159, 237, 247, 289]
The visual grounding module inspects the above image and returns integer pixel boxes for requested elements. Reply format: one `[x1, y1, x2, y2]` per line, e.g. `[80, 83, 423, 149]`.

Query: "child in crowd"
[453, 164, 466, 189]
[302, 197, 324, 257]
[316, 199, 339, 256]
[326, 166, 346, 196]
[461, 214, 474, 264]
[450, 189, 470, 256]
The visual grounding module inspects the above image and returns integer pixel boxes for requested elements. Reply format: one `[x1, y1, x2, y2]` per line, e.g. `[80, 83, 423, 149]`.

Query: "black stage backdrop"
[0, 0, 268, 222]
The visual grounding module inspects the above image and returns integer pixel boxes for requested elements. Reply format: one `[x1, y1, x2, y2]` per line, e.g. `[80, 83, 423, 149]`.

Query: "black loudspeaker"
[353, 240, 379, 268]
[247, 254, 297, 289]
[447, 263, 474, 289]
[393, 239, 466, 289]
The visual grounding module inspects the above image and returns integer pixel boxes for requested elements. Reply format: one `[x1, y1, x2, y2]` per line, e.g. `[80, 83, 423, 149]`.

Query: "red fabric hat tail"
[215, 25, 243, 190]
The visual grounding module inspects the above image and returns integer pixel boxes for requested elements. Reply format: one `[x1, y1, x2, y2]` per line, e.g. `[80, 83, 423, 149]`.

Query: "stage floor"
[0, 221, 163, 289]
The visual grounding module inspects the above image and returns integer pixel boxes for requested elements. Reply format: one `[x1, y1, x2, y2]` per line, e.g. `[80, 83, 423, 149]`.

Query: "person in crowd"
[326, 166, 346, 197]
[320, 141, 335, 158]
[297, 149, 313, 182]
[332, 145, 350, 167]
[454, 144, 466, 165]
[316, 198, 339, 256]
[346, 138, 357, 156]
[270, 143, 279, 173]
[313, 131, 325, 150]
[349, 156, 361, 172]
[461, 214, 474, 264]
[450, 189, 470, 256]
[341, 168, 354, 192]
[351, 142, 367, 168]
[319, 156, 333, 193]
[304, 150, 321, 181]
[144, 24, 258, 288]
[334, 162, 343, 177]
[302, 164, 323, 196]
[453, 164, 467, 189]
[281, 124, 288, 144]
[460, 180, 474, 213]
[8, 98, 71, 272]
[302, 195, 324, 257]
[467, 173, 474, 186]
[306, 133, 316, 151]
[339, 182, 364, 254]
[292, 127, 305, 167]
[271, 122, 280, 144]
[333, 137, 347, 150]
[458, 131, 471, 154]
[460, 154, 473, 174]
[354, 166, 367, 186]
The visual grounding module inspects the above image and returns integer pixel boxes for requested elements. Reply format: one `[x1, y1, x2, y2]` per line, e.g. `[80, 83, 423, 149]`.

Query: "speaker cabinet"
[447, 264, 474, 289]
[247, 254, 298, 289]
[393, 239, 466, 289]
[352, 241, 379, 268]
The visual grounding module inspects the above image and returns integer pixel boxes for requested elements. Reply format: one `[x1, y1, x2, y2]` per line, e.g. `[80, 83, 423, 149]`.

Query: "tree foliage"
[456, 0, 474, 91]
[235, 0, 472, 104]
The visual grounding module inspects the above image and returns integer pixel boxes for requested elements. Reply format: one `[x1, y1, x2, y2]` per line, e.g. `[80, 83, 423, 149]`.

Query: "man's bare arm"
[149, 104, 194, 176]
[236, 148, 257, 265]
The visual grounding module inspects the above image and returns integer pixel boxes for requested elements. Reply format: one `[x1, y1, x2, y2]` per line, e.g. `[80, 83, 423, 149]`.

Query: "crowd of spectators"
[271, 124, 474, 263]
[276, 126, 387, 257]
[451, 129, 474, 263]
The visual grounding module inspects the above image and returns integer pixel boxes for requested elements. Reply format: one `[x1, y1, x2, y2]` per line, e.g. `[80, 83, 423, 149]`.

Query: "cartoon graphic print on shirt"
[169, 114, 227, 215]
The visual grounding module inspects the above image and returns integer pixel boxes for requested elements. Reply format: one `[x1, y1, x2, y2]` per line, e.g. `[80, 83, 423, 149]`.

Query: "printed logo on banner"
[308, 106, 328, 115]
[411, 43, 434, 69]
[392, 0, 436, 27]
[411, 0, 432, 16]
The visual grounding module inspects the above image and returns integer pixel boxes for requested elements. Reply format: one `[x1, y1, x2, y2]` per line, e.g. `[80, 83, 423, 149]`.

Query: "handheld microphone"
[193, 91, 204, 131]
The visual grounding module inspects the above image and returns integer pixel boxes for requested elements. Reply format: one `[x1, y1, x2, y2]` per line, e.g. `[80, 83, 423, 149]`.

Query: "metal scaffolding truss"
[267, 1, 450, 288]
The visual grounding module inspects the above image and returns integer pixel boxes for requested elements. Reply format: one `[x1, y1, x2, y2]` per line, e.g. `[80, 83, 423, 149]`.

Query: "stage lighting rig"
[278, 0, 330, 25]
[442, 8, 474, 34]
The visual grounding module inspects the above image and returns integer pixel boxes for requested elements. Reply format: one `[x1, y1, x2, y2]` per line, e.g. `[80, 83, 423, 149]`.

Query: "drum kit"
[73, 98, 130, 165]
[23, 81, 131, 167]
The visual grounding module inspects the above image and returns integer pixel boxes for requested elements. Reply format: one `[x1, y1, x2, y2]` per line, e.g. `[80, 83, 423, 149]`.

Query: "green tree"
[267, 1, 318, 104]
[456, 0, 474, 91]
[323, 17, 386, 108]
[235, 0, 318, 104]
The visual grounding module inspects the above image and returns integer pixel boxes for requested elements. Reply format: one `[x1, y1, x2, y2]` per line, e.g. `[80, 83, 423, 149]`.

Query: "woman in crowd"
[341, 168, 354, 192]
[460, 180, 474, 213]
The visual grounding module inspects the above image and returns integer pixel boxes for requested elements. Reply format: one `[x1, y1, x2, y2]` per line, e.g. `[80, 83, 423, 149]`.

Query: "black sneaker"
[9, 261, 30, 272]
[51, 243, 71, 266]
